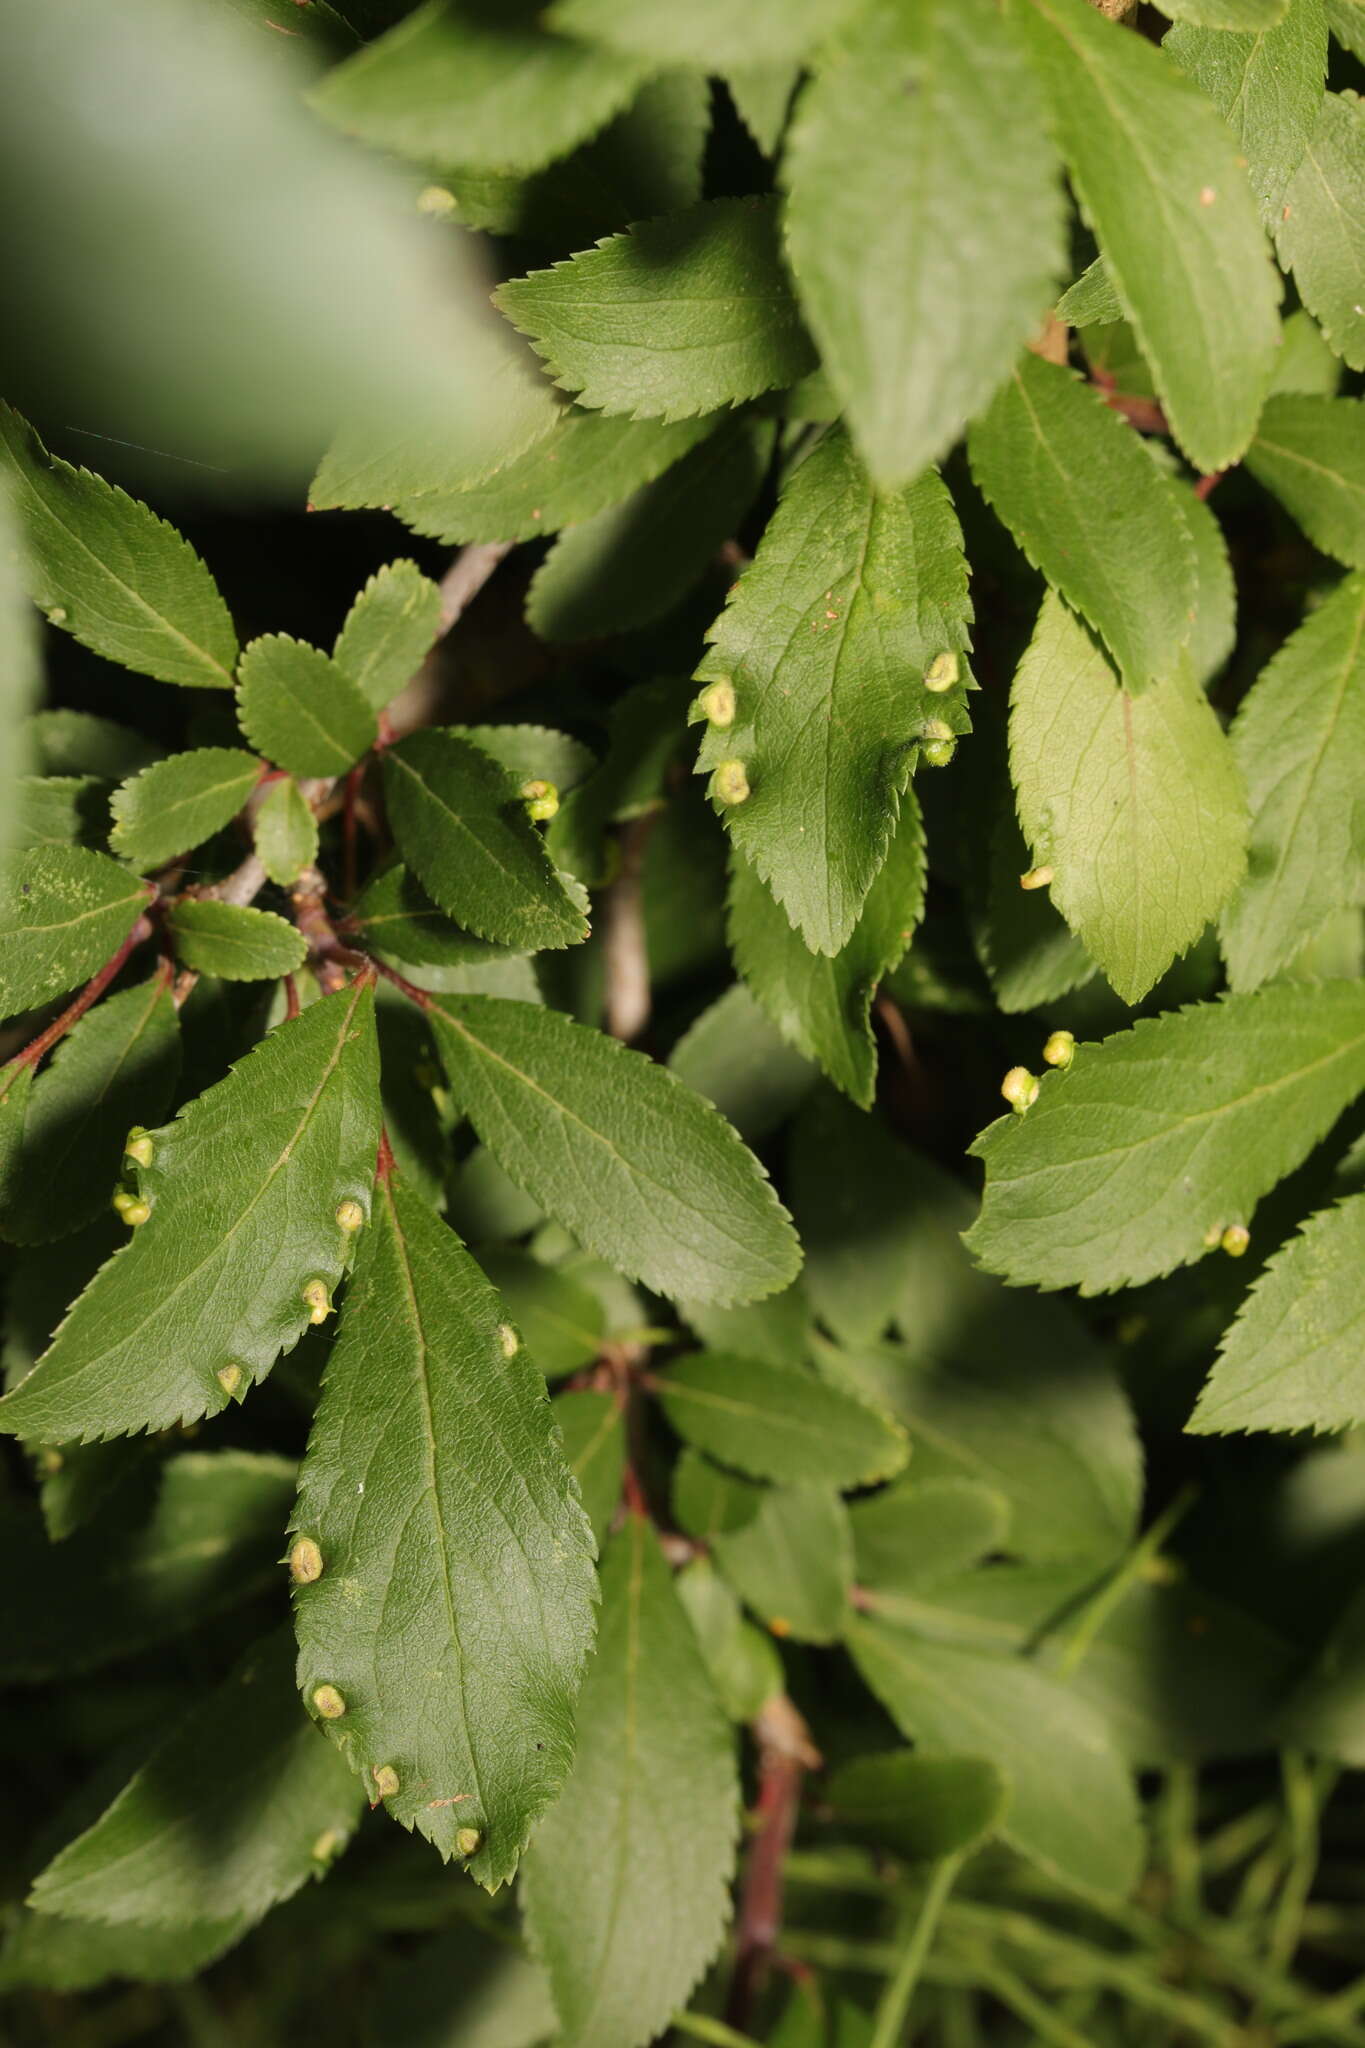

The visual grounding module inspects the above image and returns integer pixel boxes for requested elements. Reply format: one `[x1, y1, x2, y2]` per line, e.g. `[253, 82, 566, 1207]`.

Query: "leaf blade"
[784, 0, 1066, 488]
[292, 1173, 596, 1888]
[427, 994, 802, 1307]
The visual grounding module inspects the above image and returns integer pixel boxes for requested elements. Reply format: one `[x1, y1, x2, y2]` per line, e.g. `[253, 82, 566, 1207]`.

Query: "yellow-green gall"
[1221, 1224, 1250, 1258]
[113, 1191, 151, 1226]
[1203, 1223, 1224, 1249]
[712, 758, 750, 806]
[1001, 1066, 1039, 1114]
[302, 1279, 332, 1325]
[372, 1764, 401, 1799]
[520, 778, 560, 823]
[455, 1826, 483, 1858]
[924, 651, 960, 693]
[1019, 866, 1054, 892]
[38, 1448, 64, 1476]
[312, 1684, 347, 1720]
[124, 1127, 154, 1169]
[335, 1199, 365, 1234]
[1042, 1030, 1075, 1070]
[497, 1323, 519, 1359]
[416, 184, 456, 216]
[290, 1537, 324, 1585]
[311, 1829, 344, 1863]
[921, 738, 956, 768]
[217, 1364, 244, 1398]
[698, 678, 736, 728]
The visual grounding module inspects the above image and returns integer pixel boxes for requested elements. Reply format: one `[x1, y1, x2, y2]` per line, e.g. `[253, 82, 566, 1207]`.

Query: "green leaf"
[783, 0, 1065, 488]
[1154, 0, 1291, 27]
[426, 994, 801, 1306]
[555, 1389, 626, 1547]
[526, 418, 772, 643]
[14, 775, 111, 853]
[430, 71, 710, 249]
[368, 1925, 557, 2048]
[0, 975, 180, 1245]
[1055, 256, 1122, 327]
[458, 726, 597, 797]
[348, 864, 508, 972]
[1015, 0, 1281, 471]
[0, 1451, 296, 1680]
[1276, 92, 1365, 371]
[30, 1629, 362, 1928]
[667, 984, 817, 1146]
[0, 1060, 34, 1210]
[675, 1557, 783, 1723]
[383, 731, 587, 952]
[0, 981, 381, 1441]
[165, 901, 307, 982]
[1272, 306, 1343, 395]
[968, 356, 1196, 692]
[521, 1515, 738, 2048]
[313, 0, 649, 174]
[850, 1478, 1013, 1602]
[0, 476, 39, 867]
[725, 63, 800, 155]
[0, 1903, 244, 1996]
[729, 790, 925, 1109]
[1220, 572, 1365, 990]
[826, 1751, 1009, 1864]
[254, 778, 319, 889]
[109, 748, 261, 872]
[0, 406, 238, 689]
[549, 0, 859, 64]
[236, 635, 378, 780]
[309, 362, 557, 514]
[1327, 0, 1365, 50]
[830, 1332, 1140, 1569]
[2, 0, 550, 488]
[657, 1352, 907, 1489]
[713, 1484, 852, 1642]
[976, 790, 1098, 1015]
[846, 1617, 1143, 1896]
[25, 709, 158, 781]
[0, 847, 150, 1024]
[398, 409, 718, 545]
[672, 1448, 764, 1542]
[476, 1248, 606, 1378]
[1283, 1585, 1365, 1762]
[1191, 1192, 1365, 1433]
[1164, 0, 1327, 229]
[333, 561, 441, 713]
[693, 430, 971, 955]
[1245, 395, 1365, 566]
[1009, 592, 1247, 1002]
[792, 1107, 1142, 1562]
[967, 983, 1365, 1293]
[1176, 476, 1238, 686]
[291, 1172, 595, 1887]
[495, 197, 816, 423]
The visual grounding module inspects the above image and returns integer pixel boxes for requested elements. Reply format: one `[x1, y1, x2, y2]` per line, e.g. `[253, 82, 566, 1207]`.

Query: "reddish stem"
[1194, 470, 1226, 501]
[726, 1697, 822, 2028]
[369, 954, 433, 1011]
[375, 1126, 396, 1185]
[342, 762, 364, 903]
[281, 973, 301, 1021]
[6, 912, 153, 1075]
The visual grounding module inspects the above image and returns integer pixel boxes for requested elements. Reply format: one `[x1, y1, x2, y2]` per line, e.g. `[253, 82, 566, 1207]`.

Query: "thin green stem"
[1159, 1764, 1203, 1919]
[1267, 1751, 1336, 1978]
[672, 2014, 763, 2048]
[868, 1853, 965, 2048]
[1057, 1484, 1197, 1676]
[982, 1966, 1098, 2048]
